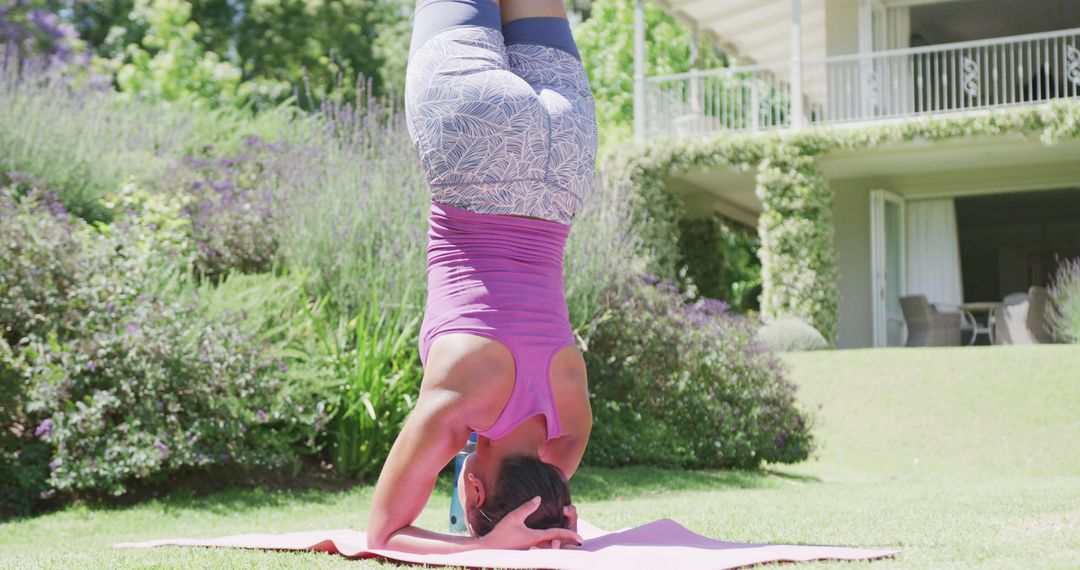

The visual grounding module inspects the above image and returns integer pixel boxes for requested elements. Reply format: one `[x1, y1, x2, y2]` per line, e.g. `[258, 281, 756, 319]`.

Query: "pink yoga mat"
[115, 518, 899, 569]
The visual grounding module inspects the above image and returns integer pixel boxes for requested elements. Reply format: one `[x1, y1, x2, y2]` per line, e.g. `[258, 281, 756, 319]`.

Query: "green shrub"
[0, 185, 327, 504]
[756, 317, 828, 352]
[583, 276, 814, 469]
[677, 213, 761, 312]
[1, 336, 52, 519]
[1049, 258, 1080, 343]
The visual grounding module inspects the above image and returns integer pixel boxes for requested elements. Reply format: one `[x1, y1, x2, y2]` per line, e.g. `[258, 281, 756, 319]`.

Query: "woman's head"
[464, 454, 571, 536]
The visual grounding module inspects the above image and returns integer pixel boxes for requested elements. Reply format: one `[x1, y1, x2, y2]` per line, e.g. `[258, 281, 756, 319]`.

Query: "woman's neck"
[475, 419, 545, 476]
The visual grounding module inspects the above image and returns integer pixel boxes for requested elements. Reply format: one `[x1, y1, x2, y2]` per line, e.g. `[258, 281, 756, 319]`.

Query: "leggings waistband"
[409, 0, 581, 62]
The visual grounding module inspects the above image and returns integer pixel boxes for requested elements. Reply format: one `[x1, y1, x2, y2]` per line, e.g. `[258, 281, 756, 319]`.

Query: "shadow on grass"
[12, 464, 821, 523]
[75, 463, 368, 518]
[763, 469, 822, 485]
[570, 466, 819, 501]
[153, 485, 352, 517]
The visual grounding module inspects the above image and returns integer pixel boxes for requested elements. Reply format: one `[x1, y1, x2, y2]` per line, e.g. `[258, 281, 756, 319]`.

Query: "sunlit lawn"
[2, 345, 1078, 569]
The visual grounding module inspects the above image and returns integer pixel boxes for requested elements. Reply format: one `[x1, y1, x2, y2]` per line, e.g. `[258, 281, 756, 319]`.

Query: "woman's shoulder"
[421, 333, 516, 426]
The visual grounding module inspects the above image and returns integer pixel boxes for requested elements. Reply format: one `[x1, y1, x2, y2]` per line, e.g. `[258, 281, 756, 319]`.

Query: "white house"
[633, 0, 1080, 348]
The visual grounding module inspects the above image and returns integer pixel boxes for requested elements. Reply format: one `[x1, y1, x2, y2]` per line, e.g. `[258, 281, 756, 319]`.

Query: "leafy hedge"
[583, 276, 814, 469]
[676, 213, 760, 312]
[603, 100, 1080, 345]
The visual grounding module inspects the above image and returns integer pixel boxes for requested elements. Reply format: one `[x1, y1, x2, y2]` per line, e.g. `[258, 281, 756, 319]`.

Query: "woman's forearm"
[372, 525, 488, 554]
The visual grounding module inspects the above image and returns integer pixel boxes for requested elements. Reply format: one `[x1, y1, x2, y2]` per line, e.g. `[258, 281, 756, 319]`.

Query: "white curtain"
[906, 198, 964, 307]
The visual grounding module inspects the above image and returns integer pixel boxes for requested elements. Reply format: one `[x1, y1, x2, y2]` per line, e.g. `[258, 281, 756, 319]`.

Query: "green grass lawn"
[2, 345, 1078, 569]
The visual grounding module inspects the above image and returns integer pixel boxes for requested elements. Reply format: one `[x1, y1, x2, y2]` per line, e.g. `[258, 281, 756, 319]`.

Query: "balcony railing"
[643, 27, 1080, 139]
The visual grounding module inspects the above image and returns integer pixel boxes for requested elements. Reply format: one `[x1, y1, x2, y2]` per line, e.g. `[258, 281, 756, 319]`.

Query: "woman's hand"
[563, 504, 578, 533]
[477, 497, 583, 550]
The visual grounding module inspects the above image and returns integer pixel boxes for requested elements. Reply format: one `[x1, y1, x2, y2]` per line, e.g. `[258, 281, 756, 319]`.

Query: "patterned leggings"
[405, 0, 599, 225]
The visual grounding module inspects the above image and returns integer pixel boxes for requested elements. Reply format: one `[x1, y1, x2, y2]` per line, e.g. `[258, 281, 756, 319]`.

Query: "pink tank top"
[419, 201, 576, 441]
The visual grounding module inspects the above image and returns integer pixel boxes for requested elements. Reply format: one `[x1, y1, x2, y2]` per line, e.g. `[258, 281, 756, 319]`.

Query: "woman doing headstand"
[366, 0, 599, 554]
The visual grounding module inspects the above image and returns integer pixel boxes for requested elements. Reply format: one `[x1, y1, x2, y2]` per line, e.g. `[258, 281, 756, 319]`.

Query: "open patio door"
[870, 189, 906, 347]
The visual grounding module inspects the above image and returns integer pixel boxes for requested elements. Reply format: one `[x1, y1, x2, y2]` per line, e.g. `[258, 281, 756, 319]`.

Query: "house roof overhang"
[651, 0, 828, 66]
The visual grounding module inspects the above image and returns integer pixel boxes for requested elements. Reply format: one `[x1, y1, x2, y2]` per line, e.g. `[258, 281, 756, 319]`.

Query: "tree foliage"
[46, 0, 409, 107]
[573, 0, 728, 150]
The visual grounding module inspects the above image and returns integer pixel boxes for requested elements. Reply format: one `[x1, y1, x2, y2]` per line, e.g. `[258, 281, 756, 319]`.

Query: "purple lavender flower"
[155, 401, 165, 410]
[257, 409, 267, 422]
[210, 180, 235, 192]
[125, 323, 139, 335]
[107, 301, 116, 312]
[86, 361, 96, 371]
[276, 361, 288, 372]
[154, 440, 169, 454]
[220, 453, 230, 463]
[774, 435, 786, 448]
[697, 298, 731, 316]
[243, 135, 264, 147]
[35, 419, 53, 438]
[48, 459, 61, 469]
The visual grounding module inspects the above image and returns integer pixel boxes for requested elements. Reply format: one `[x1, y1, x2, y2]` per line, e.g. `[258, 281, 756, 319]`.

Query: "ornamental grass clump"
[1049, 258, 1080, 343]
[583, 275, 814, 469]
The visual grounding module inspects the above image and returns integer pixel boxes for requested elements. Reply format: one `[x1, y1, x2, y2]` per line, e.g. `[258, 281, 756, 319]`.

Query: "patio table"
[958, 302, 1002, 345]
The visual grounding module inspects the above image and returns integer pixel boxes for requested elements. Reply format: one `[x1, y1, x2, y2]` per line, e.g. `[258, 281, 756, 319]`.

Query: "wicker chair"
[994, 286, 1054, 344]
[900, 295, 963, 347]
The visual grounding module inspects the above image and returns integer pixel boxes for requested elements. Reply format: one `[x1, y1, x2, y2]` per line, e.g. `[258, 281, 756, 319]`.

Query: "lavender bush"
[175, 140, 281, 280]
[1049, 258, 1080, 343]
[0, 51, 296, 223]
[265, 85, 429, 317]
[0, 1, 87, 71]
[582, 275, 815, 469]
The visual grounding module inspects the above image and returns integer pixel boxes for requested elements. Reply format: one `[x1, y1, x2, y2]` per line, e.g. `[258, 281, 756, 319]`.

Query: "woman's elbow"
[366, 514, 395, 550]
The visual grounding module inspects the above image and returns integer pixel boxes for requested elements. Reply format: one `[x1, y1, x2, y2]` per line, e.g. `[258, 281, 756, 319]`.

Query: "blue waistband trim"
[502, 17, 581, 61]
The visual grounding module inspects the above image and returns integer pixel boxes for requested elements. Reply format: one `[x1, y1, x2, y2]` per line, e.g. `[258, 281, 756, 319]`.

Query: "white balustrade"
[643, 27, 1080, 139]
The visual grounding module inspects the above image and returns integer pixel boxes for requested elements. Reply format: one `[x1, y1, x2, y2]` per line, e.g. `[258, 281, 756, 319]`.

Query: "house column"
[790, 0, 804, 129]
[689, 27, 701, 115]
[633, 0, 646, 143]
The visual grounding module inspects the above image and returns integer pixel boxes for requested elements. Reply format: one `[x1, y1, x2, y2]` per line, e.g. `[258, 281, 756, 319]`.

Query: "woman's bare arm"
[366, 385, 581, 553]
[540, 347, 593, 480]
[366, 386, 477, 552]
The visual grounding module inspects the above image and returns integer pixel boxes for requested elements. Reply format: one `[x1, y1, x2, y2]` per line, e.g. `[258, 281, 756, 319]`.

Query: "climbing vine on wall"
[604, 100, 1080, 346]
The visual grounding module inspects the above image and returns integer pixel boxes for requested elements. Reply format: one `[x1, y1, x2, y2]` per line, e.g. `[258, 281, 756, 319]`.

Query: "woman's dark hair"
[468, 455, 571, 537]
